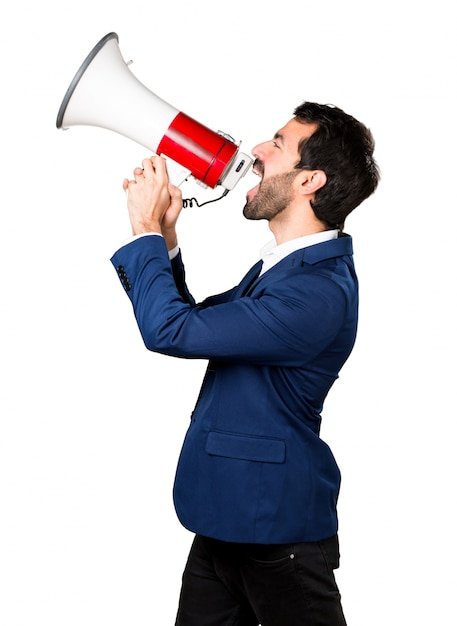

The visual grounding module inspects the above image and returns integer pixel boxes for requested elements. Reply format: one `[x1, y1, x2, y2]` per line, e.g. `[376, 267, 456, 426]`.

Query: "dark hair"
[293, 102, 380, 229]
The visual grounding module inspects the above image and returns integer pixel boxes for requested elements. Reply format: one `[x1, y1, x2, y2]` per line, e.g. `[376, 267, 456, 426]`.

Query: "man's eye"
[272, 141, 280, 148]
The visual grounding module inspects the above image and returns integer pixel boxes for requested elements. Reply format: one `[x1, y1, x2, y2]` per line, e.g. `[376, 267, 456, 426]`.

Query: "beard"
[243, 169, 298, 221]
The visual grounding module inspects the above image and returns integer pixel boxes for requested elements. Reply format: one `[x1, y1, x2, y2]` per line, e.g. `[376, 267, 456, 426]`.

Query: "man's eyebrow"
[273, 132, 285, 145]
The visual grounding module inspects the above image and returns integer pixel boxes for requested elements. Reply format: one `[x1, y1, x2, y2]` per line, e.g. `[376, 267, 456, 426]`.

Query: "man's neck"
[269, 218, 328, 246]
[268, 200, 328, 245]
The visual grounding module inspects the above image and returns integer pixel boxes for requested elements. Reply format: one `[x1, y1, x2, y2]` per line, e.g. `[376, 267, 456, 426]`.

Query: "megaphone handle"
[161, 156, 192, 187]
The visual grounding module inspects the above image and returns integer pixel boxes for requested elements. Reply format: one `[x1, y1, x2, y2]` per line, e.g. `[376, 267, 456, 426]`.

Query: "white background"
[1, 1, 456, 624]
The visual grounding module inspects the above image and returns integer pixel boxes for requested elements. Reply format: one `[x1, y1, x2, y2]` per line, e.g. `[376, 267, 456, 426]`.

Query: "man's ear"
[296, 169, 327, 196]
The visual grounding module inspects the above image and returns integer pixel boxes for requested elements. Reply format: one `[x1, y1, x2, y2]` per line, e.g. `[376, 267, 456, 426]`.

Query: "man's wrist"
[131, 221, 162, 237]
[162, 228, 178, 251]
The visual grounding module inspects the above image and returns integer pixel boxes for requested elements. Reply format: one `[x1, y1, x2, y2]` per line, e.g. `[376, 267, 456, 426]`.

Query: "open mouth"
[252, 158, 264, 178]
[246, 162, 263, 200]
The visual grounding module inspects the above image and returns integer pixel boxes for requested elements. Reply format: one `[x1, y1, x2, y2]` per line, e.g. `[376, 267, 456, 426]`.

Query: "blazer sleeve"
[170, 250, 196, 305]
[111, 235, 352, 367]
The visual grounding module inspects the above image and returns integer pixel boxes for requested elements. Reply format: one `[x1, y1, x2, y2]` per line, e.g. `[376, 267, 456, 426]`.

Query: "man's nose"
[252, 141, 267, 159]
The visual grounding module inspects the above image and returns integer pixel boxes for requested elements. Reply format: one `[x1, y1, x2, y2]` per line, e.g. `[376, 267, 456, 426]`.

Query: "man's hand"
[123, 156, 183, 247]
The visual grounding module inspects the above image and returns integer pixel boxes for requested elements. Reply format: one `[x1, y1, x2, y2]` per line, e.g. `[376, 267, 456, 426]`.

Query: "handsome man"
[111, 102, 379, 625]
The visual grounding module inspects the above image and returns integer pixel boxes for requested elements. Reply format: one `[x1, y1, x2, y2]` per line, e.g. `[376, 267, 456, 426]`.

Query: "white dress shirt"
[258, 230, 339, 276]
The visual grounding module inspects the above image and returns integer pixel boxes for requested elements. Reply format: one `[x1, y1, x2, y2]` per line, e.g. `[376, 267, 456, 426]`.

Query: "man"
[111, 102, 380, 625]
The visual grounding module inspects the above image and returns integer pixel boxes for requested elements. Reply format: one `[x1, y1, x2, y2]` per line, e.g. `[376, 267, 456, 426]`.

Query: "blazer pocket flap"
[206, 431, 285, 464]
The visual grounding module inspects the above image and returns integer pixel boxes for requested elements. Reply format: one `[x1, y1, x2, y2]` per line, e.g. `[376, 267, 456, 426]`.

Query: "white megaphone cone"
[57, 32, 252, 191]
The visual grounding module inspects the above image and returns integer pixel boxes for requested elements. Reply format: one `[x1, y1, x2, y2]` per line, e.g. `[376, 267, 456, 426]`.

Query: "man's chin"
[243, 198, 263, 221]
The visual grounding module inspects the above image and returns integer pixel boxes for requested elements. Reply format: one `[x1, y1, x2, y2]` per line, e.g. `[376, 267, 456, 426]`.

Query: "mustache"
[253, 158, 264, 176]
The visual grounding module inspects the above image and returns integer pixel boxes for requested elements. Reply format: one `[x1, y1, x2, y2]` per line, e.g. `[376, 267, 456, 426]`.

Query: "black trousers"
[175, 534, 347, 626]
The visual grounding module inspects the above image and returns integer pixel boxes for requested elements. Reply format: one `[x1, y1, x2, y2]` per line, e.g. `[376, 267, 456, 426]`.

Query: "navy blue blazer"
[111, 233, 358, 543]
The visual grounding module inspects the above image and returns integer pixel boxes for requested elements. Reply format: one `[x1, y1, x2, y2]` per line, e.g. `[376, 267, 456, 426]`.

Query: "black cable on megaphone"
[182, 189, 229, 209]
[56, 32, 253, 198]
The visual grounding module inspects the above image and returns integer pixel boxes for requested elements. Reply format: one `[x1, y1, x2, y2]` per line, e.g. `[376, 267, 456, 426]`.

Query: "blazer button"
[116, 265, 131, 292]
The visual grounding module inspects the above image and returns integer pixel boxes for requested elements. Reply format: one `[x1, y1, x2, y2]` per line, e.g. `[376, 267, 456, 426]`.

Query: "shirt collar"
[259, 230, 339, 275]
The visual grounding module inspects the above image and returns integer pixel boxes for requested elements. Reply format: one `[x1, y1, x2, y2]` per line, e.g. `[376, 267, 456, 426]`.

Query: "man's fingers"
[146, 156, 168, 180]
[133, 166, 145, 183]
[168, 183, 182, 202]
[141, 159, 154, 179]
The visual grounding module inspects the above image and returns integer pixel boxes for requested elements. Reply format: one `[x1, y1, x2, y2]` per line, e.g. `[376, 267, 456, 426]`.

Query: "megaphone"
[56, 32, 252, 191]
